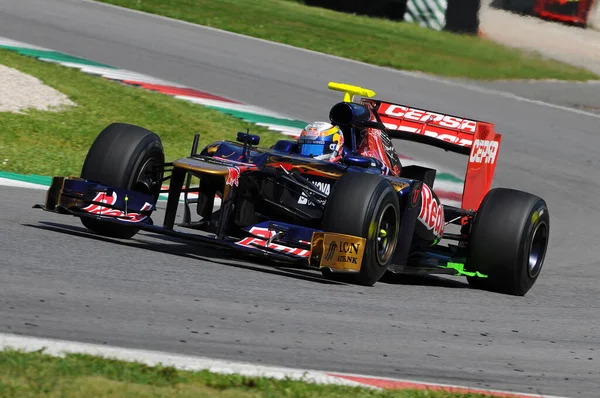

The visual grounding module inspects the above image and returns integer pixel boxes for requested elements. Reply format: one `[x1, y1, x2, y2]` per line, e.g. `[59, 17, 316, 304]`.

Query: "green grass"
[97, 0, 597, 81]
[0, 48, 283, 177]
[0, 349, 498, 398]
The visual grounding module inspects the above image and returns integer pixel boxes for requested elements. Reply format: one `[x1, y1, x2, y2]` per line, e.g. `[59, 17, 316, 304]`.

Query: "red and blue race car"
[35, 82, 550, 296]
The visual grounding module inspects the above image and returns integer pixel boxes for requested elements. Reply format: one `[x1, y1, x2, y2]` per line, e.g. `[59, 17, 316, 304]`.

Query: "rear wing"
[328, 82, 503, 211]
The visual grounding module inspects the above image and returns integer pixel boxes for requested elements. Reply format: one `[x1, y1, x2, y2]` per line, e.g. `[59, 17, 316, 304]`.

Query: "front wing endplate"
[310, 232, 366, 272]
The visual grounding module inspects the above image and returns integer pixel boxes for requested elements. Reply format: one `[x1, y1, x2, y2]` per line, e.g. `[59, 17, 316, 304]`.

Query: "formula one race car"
[35, 82, 550, 296]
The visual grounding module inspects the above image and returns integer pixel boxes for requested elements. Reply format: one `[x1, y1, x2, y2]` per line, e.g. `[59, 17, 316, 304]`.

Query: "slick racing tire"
[80, 123, 164, 239]
[321, 173, 400, 286]
[465, 188, 549, 296]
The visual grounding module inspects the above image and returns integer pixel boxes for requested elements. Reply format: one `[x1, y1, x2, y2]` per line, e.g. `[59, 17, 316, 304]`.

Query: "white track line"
[0, 177, 48, 190]
[175, 95, 294, 119]
[39, 59, 184, 86]
[0, 332, 568, 398]
[0, 333, 365, 387]
[0, 37, 52, 51]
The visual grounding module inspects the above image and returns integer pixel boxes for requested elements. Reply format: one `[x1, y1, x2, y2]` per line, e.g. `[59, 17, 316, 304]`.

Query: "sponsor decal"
[469, 139, 499, 164]
[411, 185, 422, 207]
[335, 240, 363, 265]
[298, 179, 331, 206]
[324, 241, 337, 261]
[235, 227, 310, 257]
[226, 166, 240, 187]
[202, 156, 255, 167]
[303, 126, 319, 136]
[82, 192, 152, 223]
[301, 121, 334, 137]
[418, 184, 444, 238]
[82, 191, 118, 214]
[389, 179, 410, 192]
[380, 122, 474, 147]
[532, 208, 545, 225]
[380, 103, 478, 133]
[311, 232, 366, 271]
[357, 128, 398, 176]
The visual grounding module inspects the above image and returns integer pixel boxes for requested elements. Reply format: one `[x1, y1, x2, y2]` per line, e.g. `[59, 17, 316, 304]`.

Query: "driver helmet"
[298, 122, 344, 163]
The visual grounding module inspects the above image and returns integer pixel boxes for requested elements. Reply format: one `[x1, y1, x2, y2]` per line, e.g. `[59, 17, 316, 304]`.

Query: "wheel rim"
[528, 221, 547, 278]
[132, 156, 160, 197]
[376, 203, 398, 265]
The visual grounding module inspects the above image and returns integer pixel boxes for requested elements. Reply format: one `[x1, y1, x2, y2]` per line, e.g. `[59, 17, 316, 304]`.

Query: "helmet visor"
[300, 143, 326, 157]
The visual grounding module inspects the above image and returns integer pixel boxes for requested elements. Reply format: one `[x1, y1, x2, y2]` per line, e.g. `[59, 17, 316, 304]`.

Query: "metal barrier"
[303, 0, 481, 33]
[303, 0, 407, 20]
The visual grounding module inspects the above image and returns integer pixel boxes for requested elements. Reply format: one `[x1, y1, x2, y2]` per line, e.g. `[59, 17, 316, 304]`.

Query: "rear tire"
[466, 188, 549, 296]
[80, 123, 164, 239]
[321, 173, 400, 286]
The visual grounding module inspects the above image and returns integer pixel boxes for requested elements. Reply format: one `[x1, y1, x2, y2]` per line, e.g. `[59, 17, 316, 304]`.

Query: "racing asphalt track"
[1, 1, 600, 396]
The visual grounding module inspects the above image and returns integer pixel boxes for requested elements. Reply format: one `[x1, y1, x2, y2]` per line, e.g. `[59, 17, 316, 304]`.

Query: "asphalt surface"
[475, 80, 600, 116]
[1, 1, 600, 396]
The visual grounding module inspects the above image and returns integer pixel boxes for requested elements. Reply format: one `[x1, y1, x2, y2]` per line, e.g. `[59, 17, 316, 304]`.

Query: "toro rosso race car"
[35, 82, 550, 296]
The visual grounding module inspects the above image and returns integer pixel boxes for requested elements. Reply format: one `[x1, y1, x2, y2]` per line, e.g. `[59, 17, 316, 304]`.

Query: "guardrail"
[305, 0, 600, 32]
[304, 0, 481, 33]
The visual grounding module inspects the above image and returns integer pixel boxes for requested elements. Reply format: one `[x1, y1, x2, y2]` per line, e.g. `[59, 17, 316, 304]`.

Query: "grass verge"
[96, 0, 598, 81]
[0, 48, 283, 177]
[0, 349, 498, 398]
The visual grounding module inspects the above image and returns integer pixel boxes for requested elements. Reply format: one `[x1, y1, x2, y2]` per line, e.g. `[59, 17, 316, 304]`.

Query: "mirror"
[237, 132, 260, 146]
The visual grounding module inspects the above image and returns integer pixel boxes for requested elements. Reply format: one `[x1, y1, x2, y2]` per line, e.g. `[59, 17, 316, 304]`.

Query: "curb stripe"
[175, 96, 302, 122]
[437, 172, 464, 184]
[0, 177, 48, 190]
[0, 38, 51, 51]
[0, 171, 52, 186]
[39, 59, 181, 86]
[123, 81, 241, 103]
[206, 106, 307, 129]
[328, 374, 561, 398]
[0, 45, 114, 68]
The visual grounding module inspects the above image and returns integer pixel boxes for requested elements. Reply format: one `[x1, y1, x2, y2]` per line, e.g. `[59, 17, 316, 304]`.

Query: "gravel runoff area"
[479, 0, 600, 76]
[0, 64, 75, 113]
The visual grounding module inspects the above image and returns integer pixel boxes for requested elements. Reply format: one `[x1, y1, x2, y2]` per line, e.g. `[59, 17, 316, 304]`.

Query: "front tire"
[80, 123, 164, 239]
[321, 173, 400, 286]
[466, 188, 550, 296]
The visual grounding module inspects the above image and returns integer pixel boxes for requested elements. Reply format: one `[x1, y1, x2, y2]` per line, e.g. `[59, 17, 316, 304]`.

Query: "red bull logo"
[302, 126, 321, 138]
[82, 192, 118, 214]
[226, 167, 240, 187]
[418, 184, 445, 238]
[235, 227, 310, 257]
[82, 192, 152, 223]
